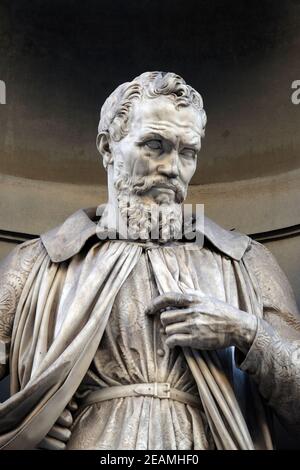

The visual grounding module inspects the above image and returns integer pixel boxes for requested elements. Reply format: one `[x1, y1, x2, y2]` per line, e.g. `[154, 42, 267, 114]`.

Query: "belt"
[80, 382, 201, 408]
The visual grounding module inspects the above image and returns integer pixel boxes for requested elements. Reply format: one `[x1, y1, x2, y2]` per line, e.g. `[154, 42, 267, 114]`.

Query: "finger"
[165, 321, 191, 336]
[48, 424, 72, 442]
[165, 334, 191, 348]
[67, 398, 78, 412]
[38, 436, 66, 451]
[146, 293, 198, 316]
[161, 308, 195, 327]
[57, 409, 73, 427]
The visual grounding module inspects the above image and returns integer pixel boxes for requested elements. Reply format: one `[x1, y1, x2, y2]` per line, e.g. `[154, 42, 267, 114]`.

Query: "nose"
[157, 151, 179, 179]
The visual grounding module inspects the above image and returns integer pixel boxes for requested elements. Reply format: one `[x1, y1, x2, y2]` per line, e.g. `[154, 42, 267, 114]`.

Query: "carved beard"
[114, 173, 185, 242]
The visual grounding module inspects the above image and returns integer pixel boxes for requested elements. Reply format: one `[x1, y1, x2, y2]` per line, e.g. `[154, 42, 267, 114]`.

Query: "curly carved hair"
[97, 72, 207, 168]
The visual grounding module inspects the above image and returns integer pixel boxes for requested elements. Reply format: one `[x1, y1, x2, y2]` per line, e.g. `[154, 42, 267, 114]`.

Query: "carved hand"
[37, 398, 78, 450]
[146, 292, 258, 354]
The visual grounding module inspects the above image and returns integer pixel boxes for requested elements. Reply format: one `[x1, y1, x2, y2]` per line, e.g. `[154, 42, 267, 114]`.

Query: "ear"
[96, 132, 113, 170]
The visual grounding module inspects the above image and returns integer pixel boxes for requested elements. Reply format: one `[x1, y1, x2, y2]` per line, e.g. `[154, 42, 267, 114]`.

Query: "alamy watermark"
[96, 202, 205, 247]
[0, 341, 6, 365]
[0, 80, 6, 104]
[291, 80, 300, 105]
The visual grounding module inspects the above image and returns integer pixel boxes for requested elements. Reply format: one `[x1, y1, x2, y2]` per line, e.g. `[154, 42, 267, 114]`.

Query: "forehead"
[128, 96, 203, 140]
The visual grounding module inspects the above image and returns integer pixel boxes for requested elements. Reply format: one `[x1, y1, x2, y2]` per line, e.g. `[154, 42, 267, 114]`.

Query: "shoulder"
[0, 238, 45, 340]
[0, 238, 45, 276]
[202, 216, 251, 261]
[243, 239, 299, 315]
[243, 239, 291, 289]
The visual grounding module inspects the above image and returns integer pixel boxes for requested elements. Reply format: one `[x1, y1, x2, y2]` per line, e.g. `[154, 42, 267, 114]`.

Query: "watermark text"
[0, 80, 6, 104]
[291, 80, 300, 105]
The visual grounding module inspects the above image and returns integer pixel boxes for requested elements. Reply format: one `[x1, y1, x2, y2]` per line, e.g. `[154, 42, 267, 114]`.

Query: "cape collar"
[41, 206, 250, 263]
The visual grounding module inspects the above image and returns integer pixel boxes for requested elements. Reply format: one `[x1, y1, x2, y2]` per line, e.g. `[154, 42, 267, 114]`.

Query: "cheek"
[131, 150, 153, 177]
[113, 142, 139, 174]
[179, 159, 197, 184]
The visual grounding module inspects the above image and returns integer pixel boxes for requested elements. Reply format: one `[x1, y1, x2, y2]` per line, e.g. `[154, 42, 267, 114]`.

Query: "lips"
[153, 183, 176, 192]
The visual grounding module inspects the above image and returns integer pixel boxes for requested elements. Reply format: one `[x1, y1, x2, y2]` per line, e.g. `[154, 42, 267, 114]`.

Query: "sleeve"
[239, 240, 300, 432]
[0, 239, 44, 380]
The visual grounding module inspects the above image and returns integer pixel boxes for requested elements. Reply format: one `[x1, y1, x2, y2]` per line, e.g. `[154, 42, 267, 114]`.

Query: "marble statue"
[0, 72, 300, 450]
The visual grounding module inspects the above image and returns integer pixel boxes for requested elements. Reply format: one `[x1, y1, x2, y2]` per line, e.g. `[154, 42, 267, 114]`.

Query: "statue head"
[96, 71, 207, 240]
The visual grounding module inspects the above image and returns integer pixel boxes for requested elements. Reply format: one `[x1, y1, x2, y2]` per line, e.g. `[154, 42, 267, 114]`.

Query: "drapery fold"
[0, 241, 142, 449]
[0, 241, 271, 449]
[147, 246, 272, 449]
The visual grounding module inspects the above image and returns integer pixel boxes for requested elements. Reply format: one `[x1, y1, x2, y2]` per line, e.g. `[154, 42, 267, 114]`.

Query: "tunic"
[67, 247, 212, 450]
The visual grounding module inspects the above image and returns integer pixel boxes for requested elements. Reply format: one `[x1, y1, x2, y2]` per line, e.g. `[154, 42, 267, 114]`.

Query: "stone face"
[0, 72, 300, 450]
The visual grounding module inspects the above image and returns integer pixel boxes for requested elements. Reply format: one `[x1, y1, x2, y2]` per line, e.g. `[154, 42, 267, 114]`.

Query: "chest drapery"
[0, 240, 269, 449]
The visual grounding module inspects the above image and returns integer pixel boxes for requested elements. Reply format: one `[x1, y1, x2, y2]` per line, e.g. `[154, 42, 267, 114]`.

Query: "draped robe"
[0, 208, 299, 449]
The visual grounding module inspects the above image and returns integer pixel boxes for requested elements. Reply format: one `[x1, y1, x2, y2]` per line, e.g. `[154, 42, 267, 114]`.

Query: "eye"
[180, 148, 197, 159]
[144, 139, 162, 150]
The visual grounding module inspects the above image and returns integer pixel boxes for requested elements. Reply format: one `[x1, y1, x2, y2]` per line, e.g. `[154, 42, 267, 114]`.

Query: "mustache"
[132, 177, 186, 202]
